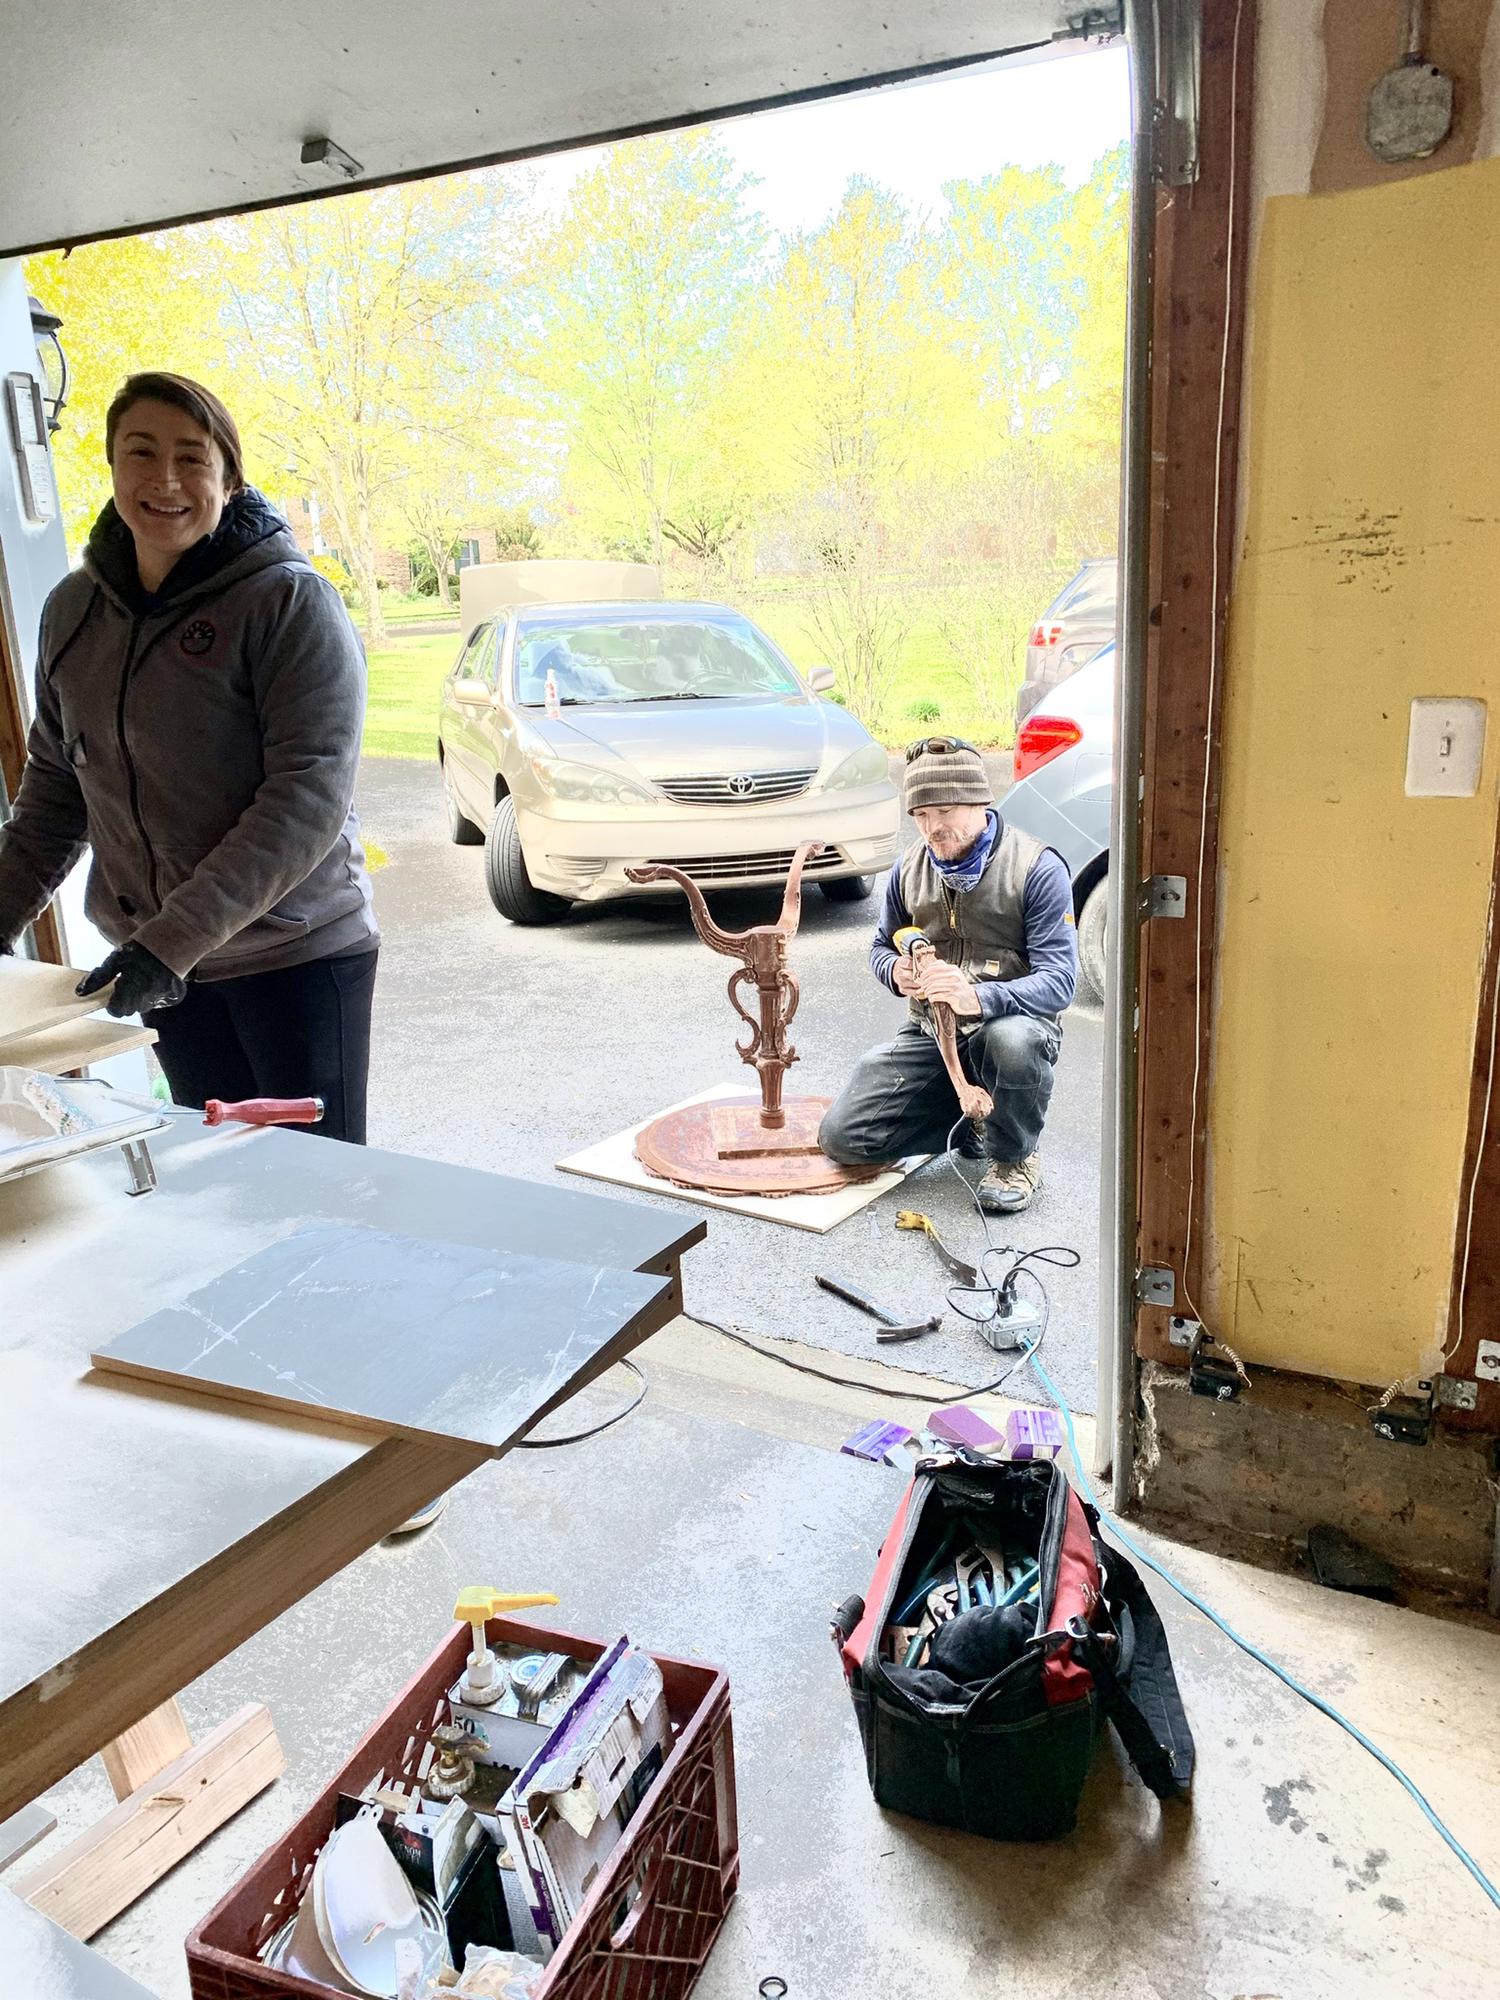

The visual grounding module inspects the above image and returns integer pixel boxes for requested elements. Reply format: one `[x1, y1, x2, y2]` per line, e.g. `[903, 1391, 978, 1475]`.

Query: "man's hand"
[917, 959, 982, 1017]
[77, 942, 188, 1019]
[891, 956, 923, 997]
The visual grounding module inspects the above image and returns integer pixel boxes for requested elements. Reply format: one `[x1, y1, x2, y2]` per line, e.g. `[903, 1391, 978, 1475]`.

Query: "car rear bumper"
[516, 790, 900, 901]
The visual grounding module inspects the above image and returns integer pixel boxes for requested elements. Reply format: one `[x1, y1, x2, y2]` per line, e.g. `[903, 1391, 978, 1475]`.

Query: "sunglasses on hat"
[904, 734, 978, 762]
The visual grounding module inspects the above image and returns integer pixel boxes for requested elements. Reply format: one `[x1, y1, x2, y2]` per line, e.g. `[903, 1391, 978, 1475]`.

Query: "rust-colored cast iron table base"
[635, 1095, 887, 1197]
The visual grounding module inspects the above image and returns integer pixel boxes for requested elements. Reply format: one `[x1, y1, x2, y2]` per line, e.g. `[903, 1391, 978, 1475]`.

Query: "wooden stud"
[1134, 0, 1259, 1365]
[0, 588, 61, 966]
[17, 1704, 284, 1941]
[98, 1698, 194, 1803]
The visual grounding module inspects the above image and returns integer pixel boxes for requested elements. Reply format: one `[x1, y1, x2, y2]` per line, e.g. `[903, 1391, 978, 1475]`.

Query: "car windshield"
[513, 613, 801, 706]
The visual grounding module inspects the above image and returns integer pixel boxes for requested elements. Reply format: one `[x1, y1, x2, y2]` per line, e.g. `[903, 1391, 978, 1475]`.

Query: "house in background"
[281, 492, 503, 598]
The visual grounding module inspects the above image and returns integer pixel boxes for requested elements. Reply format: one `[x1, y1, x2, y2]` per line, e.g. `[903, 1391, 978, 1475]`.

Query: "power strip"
[980, 1295, 1044, 1352]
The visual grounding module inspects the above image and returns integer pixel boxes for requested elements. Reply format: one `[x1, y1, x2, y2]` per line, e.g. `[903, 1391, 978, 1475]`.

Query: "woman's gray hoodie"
[0, 488, 378, 980]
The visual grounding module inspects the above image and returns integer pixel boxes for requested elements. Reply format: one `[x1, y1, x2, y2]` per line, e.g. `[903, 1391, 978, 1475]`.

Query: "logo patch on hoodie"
[179, 619, 216, 657]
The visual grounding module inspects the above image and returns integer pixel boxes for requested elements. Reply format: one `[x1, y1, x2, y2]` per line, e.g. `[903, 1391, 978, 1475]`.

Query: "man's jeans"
[819, 1015, 1063, 1166]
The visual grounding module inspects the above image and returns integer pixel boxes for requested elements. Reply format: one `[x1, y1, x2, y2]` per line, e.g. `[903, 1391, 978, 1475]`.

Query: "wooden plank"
[1134, 0, 1259, 1365]
[18, 1704, 283, 1940]
[99, 1697, 193, 1803]
[91, 1223, 672, 1453]
[1439, 800, 1500, 1433]
[0, 1803, 55, 1872]
[0, 1433, 486, 1821]
[0, 957, 102, 1046]
[0, 1015, 156, 1073]
[0, 559, 62, 966]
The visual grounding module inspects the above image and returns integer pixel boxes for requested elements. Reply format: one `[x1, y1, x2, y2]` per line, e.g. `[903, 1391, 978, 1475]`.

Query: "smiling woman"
[0, 370, 382, 1141]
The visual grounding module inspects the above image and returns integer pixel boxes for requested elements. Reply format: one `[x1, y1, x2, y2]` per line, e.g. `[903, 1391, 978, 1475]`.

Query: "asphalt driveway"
[356, 756, 1104, 1413]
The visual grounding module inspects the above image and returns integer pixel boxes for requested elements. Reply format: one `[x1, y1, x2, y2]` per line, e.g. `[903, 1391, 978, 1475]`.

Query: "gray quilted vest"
[901, 819, 1054, 1029]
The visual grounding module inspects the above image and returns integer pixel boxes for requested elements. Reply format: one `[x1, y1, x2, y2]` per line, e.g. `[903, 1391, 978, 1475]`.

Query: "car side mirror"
[807, 665, 836, 694]
[453, 677, 491, 705]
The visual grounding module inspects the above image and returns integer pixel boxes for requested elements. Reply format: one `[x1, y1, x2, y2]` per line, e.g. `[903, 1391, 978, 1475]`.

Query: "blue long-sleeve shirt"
[870, 837, 1078, 1020]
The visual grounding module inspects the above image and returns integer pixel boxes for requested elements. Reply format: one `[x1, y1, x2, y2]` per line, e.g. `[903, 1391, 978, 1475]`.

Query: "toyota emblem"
[727, 775, 754, 797]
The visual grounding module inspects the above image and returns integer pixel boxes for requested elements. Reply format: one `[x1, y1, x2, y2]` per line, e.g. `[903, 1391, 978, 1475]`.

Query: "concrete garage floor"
[45, 1322, 1500, 1998]
[357, 755, 1105, 1415]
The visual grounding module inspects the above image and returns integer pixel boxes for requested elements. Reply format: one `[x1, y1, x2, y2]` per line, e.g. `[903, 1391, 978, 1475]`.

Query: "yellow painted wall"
[1207, 153, 1500, 1386]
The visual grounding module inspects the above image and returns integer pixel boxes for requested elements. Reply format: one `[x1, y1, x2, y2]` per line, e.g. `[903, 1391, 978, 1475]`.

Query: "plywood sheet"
[558, 1083, 926, 1233]
[0, 1018, 156, 1076]
[0, 959, 99, 1048]
[91, 1224, 669, 1452]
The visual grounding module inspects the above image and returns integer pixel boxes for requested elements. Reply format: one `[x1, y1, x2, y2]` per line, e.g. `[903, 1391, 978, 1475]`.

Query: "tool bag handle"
[1075, 1529, 1195, 1800]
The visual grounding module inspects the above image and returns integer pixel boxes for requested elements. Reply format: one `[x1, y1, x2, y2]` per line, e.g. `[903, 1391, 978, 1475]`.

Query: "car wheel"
[484, 797, 571, 925]
[819, 874, 874, 904]
[1076, 875, 1108, 1005]
[443, 763, 484, 846]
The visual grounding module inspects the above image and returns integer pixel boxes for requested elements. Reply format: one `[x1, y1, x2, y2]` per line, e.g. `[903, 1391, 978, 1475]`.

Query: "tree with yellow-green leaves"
[520, 133, 769, 572]
[24, 233, 221, 550]
[195, 175, 531, 643]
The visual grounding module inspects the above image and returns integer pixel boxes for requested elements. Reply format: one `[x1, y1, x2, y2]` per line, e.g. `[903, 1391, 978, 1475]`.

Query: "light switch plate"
[1405, 698, 1485, 797]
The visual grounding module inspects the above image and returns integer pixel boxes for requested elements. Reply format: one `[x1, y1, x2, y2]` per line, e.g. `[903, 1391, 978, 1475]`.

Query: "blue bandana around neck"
[930, 808, 1000, 892]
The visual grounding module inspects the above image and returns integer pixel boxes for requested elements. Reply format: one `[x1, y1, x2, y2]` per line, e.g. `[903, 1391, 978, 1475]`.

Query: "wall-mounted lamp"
[300, 136, 364, 182]
[26, 295, 68, 434]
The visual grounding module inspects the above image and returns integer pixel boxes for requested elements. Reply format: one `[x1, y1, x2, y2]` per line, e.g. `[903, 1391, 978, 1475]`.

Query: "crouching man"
[818, 736, 1077, 1214]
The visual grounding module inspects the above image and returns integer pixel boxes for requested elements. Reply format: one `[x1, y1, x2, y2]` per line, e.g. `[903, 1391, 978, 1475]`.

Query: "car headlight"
[824, 741, 889, 791]
[527, 755, 656, 807]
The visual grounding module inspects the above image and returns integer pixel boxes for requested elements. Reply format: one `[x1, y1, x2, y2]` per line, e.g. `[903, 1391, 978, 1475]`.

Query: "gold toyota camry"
[437, 590, 900, 925]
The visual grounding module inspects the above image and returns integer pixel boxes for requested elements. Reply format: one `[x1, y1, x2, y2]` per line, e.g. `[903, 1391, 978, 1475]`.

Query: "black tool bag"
[833, 1454, 1194, 1841]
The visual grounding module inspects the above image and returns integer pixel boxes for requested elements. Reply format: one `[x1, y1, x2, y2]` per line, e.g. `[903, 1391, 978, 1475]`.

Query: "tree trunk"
[355, 494, 387, 646]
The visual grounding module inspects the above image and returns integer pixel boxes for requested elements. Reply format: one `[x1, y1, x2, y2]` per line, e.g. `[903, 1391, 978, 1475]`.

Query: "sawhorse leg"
[16, 1697, 283, 1939]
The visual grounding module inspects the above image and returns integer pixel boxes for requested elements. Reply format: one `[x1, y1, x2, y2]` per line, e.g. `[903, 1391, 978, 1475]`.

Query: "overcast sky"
[531, 43, 1132, 235]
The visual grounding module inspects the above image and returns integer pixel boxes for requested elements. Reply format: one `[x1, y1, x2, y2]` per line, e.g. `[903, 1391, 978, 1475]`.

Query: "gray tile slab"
[91, 1224, 668, 1451]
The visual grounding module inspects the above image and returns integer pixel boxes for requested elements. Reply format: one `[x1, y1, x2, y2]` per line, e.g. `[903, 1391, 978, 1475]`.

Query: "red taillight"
[1029, 622, 1063, 649]
[1013, 712, 1083, 781]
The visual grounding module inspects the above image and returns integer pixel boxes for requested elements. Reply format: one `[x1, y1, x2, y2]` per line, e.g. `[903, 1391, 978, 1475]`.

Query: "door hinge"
[1139, 874, 1187, 921]
[1054, 5, 1125, 42]
[1136, 1264, 1176, 1308]
[1152, 0, 1203, 186]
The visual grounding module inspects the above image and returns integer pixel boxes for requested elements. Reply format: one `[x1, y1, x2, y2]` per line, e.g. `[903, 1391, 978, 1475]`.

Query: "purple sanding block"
[1006, 1407, 1065, 1460]
[926, 1405, 1003, 1450]
[842, 1419, 912, 1462]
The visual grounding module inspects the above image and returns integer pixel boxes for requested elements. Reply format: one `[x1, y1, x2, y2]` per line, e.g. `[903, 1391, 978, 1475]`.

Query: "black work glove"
[77, 942, 188, 1018]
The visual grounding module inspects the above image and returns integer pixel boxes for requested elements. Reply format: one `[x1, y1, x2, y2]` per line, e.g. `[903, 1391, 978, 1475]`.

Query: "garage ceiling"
[1, 1, 1099, 257]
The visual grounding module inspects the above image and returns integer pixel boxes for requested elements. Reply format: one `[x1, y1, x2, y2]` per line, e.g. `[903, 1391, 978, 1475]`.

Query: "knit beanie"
[903, 738, 992, 813]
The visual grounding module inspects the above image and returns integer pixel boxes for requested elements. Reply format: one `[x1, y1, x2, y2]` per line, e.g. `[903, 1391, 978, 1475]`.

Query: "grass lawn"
[361, 602, 1022, 762]
[364, 632, 456, 759]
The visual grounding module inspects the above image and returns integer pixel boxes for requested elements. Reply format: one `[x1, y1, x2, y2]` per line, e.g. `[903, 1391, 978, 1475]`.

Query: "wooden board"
[559, 1083, 927, 1233]
[0, 1017, 155, 1074]
[91, 1223, 671, 1453]
[99, 1698, 193, 1803]
[0, 958, 100, 1048]
[18, 1704, 283, 1941]
[0, 1886, 157, 1997]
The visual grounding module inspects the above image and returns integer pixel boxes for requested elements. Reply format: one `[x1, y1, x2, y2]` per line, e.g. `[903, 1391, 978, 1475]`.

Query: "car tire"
[819, 874, 874, 904]
[443, 763, 484, 846]
[484, 798, 571, 925]
[1076, 875, 1108, 1005]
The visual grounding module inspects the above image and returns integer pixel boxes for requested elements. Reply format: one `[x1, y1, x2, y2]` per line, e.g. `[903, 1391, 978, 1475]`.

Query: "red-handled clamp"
[202, 1096, 325, 1128]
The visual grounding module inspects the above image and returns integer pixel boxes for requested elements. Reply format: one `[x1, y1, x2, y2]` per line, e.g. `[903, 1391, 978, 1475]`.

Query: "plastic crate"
[186, 1617, 738, 2000]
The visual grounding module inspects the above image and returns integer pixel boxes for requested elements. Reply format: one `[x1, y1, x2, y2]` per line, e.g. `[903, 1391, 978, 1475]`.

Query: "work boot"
[978, 1156, 1042, 1214]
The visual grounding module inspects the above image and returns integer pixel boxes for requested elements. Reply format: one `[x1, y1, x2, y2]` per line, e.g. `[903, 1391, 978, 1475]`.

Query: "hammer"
[815, 1273, 941, 1344]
